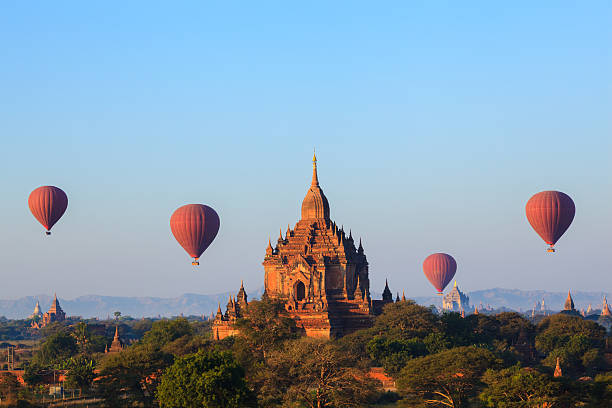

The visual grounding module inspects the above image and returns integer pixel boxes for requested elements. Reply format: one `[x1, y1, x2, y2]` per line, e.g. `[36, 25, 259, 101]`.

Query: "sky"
[0, 1, 610, 300]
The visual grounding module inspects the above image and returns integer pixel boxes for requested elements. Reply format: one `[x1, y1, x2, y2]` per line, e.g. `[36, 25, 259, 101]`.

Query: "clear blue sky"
[0, 1, 610, 299]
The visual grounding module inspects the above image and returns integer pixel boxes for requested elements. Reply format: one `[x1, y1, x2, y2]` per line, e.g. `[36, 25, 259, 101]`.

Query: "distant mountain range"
[0, 288, 265, 320]
[0, 288, 609, 320]
[411, 288, 611, 313]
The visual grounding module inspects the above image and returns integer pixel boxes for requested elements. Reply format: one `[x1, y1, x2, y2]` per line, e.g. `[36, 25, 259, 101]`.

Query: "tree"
[97, 343, 172, 407]
[141, 318, 193, 349]
[536, 314, 605, 354]
[72, 322, 90, 353]
[536, 315, 606, 375]
[397, 346, 500, 408]
[114, 311, 121, 321]
[264, 338, 379, 408]
[373, 300, 439, 341]
[480, 364, 594, 408]
[591, 372, 612, 407]
[22, 362, 47, 386]
[233, 298, 297, 359]
[156, 349, 256, 408]
[64, 355, 95, 394]
[480, 365, 564, 407]
[34, 330, 78, 367]
[366, 335, 427, 375]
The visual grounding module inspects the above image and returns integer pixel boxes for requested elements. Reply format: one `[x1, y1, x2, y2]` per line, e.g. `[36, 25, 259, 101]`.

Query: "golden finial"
[313, 148, 317, 163]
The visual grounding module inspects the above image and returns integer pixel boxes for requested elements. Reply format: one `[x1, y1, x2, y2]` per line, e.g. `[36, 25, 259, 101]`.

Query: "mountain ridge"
[1, 288, 609, 320]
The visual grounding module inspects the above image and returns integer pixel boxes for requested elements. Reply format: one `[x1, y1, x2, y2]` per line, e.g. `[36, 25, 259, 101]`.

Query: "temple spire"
[382, 279, 393, 302]
[311, 149, 319, 187]
[602, 296, 611, 317]
[554, 357, 562, 377]
[114, 325, 119, 340]
[564, 290, 575, 311]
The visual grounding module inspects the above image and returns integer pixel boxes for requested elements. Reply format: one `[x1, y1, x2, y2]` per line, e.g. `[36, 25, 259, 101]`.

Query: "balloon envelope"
[28, 186, 68, 233]
[170, 204, 220, 262]
[525, 191, 575, 249]
[423, 253, 457, 294]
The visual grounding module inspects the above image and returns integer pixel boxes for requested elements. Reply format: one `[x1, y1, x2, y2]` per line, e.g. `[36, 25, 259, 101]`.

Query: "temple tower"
[213, 154, 393, 339]
[261, 154, 386, 337]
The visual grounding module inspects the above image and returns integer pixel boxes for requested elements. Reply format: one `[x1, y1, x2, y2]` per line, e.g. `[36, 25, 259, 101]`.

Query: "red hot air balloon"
[28, 186, 68, 235]
[170, 204, 220, 265]
[423, 253, 457, 295]
[525, 191, 575, 252]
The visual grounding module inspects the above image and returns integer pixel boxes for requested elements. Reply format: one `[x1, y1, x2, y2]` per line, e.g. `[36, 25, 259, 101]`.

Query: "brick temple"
[214, 154, 393, 339]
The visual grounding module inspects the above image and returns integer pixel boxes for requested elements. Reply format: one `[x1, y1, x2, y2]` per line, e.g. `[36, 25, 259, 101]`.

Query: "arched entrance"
[296, 281, 306, 301]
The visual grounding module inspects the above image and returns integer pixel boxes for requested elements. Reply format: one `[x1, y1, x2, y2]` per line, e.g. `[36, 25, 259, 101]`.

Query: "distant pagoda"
[105, 326, 124, 353]
[442, 281, 470, 312]
[31, 294, 66, 329]
[28, 300, 43, 320]
[560, 290, 580, 316]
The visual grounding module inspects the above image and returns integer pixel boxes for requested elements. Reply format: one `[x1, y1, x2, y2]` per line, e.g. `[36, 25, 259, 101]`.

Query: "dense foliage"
[157, 349, 256, 408]
[3, 300, 611, 407]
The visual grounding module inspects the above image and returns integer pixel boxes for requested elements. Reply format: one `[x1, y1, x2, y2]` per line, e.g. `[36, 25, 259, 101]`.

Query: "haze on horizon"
[0, 1, 610, 300]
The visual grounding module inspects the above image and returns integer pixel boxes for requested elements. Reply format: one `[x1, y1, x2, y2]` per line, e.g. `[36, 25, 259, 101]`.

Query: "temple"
[31, 294, 66, 329]
[214, 154, 393, 339]
[105, 326, 124, 353]
[442, 281, 470, 312]
[28, 300, 42, 320]
[560, 290, 580, 316]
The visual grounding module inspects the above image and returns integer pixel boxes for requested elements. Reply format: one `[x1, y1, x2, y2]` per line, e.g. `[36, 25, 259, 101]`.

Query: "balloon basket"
[547, 247, 555, 253]
[192, 259, 200, 266]
[45, 231, 51, 236]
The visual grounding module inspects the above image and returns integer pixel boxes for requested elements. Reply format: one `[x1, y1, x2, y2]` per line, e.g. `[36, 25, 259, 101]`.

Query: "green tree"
[141, 318, 193, 349]
[480, 365, 564, 407]
[536, 315, 606, 375]
[366, 335, 427, 375]
[233, 298, 297, 359]
[373, 300, 439, 341]
[397, 346, 500, 408]
[113, 311, 121, 321]
[97, 343, 172, 407]
[536, 314, 605, 354]
[64, 355, 95, 394]
[591, 372, 612, 407]
[156, 349, 256, 408]
[34, 330, 78, 367]
[22, 362, 47, 386]
[72, 322, 89, 353]
[264, 338, 379, 408]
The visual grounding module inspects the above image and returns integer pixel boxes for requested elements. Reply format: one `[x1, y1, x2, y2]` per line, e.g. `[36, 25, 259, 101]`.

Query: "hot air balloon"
[170, 204, 220, 265]
[28, 186, 68, 235]
[525, 191, 575, 252]
[423, 253, 457, 295]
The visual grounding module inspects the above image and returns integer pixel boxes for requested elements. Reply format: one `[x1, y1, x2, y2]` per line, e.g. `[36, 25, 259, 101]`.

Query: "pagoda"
[560, 290, 580, 316]
[32, 294, 66, 328]
[442, 281, 470, 312]
[29, 300, 43, 320]
[105, 326, 124, 353]
[214, 154, 393, 338]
